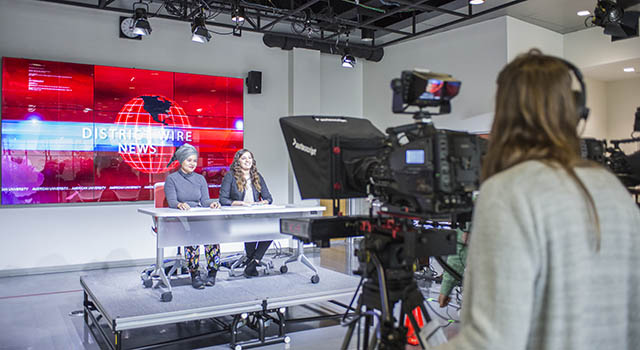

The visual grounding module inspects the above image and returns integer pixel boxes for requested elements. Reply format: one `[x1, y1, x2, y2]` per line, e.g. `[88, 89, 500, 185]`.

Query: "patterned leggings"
[184, 244, 220, 273]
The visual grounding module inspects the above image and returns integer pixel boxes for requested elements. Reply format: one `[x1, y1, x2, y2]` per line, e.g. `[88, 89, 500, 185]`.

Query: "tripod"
[341, 237, 447, 350]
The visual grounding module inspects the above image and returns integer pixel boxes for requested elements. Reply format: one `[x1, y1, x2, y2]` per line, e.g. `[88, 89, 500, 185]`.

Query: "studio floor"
[0, 253, 460, 350]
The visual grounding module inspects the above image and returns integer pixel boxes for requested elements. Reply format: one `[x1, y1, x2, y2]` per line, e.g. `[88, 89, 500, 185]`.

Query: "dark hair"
[483, 49, 601, 250]
[230, 149, 261, 193]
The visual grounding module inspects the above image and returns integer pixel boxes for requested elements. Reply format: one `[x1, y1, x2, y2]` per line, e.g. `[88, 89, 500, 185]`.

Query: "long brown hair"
[483, 49, 601, 250]
[230, 149, 262, 193]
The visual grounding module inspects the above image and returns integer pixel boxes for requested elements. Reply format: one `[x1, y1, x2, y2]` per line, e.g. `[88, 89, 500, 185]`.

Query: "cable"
[150, 1, 165, 18]
[206, 28, 234, 35]
[435, 256, 463, 282]
[425, 297, 460, 324]
[341, 276, 364, 325]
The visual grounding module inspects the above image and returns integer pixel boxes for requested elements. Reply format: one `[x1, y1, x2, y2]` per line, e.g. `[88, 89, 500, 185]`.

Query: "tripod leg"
[363, 307, 371, 350]
[341, 296, 364, 350]
[407, 309, 427, 350]
[367, 328, 378, 350]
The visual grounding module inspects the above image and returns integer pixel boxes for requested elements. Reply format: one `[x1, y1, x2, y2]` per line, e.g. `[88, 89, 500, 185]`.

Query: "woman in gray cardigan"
[164, 144, 221, 289]
[434, 50, 640, 350]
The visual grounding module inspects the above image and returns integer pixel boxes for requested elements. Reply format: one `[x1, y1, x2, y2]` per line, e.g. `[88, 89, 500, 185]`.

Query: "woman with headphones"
[434, 50, 640, 349]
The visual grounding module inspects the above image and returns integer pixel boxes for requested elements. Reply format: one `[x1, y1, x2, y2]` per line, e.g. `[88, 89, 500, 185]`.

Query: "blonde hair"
[483, 49, 601, 250]
[230, 149, 261, 193]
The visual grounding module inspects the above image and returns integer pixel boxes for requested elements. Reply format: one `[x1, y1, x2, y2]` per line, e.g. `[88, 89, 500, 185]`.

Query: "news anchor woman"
[219, 149, 273, 278]
[164, 144, 221, 289]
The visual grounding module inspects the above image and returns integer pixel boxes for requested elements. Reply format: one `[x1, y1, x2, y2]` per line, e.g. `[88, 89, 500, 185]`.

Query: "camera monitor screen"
[405, 149, 425, 164]
[416, 78, 461, 102]
[1, 57, 244, 205]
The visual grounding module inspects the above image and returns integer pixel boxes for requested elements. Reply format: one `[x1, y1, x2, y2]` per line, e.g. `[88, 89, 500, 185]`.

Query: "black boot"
[243, 259, 259, 278]
[191, 271, 205, 289]
[205, 269, 217, 286]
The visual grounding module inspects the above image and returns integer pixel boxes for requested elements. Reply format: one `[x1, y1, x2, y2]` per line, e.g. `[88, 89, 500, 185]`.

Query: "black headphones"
[559, 58, 590, 122]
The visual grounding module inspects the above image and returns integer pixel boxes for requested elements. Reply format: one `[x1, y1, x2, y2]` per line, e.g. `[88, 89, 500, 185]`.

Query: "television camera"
[581, 107, 640, 204]
[279, 70, 487, 349]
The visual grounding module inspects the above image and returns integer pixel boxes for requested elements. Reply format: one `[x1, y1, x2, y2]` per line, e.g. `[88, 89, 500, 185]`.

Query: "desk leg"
[155, 247, 173, 302]
[282, 240, 320, 284]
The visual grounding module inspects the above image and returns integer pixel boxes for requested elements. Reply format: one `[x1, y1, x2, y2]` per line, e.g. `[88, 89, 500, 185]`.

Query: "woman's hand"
[232, 201, 246, 206]
[257, 200, 269, 205]
[177, 202, 191, 211]
[438, 293, 451, 308]
[210, 201, 221, 209]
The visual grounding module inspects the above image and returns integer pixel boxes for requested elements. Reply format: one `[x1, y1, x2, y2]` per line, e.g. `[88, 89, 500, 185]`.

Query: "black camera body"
[581, 137, 640, 189]
[280, 70, 485, 221]
[279, 70, 486, 349]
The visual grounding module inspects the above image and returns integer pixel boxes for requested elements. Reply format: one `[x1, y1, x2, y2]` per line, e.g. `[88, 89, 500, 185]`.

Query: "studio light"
[592, 0, 639, 41]
[577, 10, 591, 17]
[361, 28, 374, 41]
[191, 15, 211, 43]
[623, 67, 635, 72]
[469, 0, 485, 5]
[231, 5, 245, 23]
[593, 0, 624, 25]
[341, 51, 356, 68]
[132, 6, 152, 36]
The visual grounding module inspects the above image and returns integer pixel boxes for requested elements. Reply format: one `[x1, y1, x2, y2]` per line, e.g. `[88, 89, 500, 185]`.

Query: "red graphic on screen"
[1, 57, 244, 205]
[115, 95, 191, 174]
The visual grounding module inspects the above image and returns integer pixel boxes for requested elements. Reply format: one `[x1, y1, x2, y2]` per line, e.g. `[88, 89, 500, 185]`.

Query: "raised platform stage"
[81, 261, 359, 350]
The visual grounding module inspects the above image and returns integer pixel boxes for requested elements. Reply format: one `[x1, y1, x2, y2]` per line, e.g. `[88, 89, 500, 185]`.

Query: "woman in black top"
[164, 144, 221, 289]
[219, 149, 273, 277]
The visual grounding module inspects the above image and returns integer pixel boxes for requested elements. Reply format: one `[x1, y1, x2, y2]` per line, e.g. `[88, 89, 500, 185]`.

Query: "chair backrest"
[154, 182, 168, 208]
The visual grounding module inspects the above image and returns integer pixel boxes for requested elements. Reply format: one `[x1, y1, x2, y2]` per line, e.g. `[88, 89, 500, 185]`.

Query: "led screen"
[1, 57, 243, 205]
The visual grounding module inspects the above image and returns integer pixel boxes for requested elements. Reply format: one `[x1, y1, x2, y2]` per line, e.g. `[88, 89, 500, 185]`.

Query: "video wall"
[1, 57, 244, 205]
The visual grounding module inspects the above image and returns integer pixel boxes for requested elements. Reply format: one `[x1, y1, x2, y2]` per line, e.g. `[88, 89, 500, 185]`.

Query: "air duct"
[263, 34, 384, 62]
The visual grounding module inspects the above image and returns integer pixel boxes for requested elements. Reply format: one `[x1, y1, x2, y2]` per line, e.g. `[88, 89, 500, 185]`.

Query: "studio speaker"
[246, 71, 262, 94]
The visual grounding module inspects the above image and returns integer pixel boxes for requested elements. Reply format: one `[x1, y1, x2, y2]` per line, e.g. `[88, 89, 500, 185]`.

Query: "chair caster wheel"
[234, 345, 242, 350]
[142, 278, 152, 288]
[280, 265, 288, 274]
[161, 291, 172, 302]
[284, 336, 291, 344]
[311, 275, 320, 284]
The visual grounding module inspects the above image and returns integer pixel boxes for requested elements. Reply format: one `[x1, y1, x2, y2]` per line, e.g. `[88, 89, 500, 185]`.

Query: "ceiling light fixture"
[469, 0, 485, 5]
[132, 3, 151, 36]
[231, 4, 245, 23]
[577, 10, 591, 17]
[623, 67, 635, 72]
[342, 50, 356, 68]
[191, 15, 211, 43]
[361, 28, 374, 41]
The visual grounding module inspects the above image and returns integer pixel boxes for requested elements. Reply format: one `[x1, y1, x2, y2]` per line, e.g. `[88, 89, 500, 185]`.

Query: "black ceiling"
[40, 0, 528, 59]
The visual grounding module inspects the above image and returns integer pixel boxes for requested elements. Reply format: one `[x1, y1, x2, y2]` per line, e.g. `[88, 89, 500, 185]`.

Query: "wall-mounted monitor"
[1, 57, 244, 205]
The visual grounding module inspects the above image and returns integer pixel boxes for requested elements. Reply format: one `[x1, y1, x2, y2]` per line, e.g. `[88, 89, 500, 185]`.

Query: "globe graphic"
[115, 95, 191, 174]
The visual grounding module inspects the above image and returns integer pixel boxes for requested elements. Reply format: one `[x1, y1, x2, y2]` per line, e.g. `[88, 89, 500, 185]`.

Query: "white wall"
[582, 77, 609, 140]
[320, 53, 364, 117]
[606, 78, 640, 154]
[0, 0, 362, 271]
[363, 17, 509, 134]
[506, 16, 563, 61]
[564, 26, 640, 150]
[564, 27, 640, 70]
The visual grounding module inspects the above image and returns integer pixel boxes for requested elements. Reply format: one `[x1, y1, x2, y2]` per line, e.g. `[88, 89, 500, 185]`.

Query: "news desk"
[138, 204, 325, 300]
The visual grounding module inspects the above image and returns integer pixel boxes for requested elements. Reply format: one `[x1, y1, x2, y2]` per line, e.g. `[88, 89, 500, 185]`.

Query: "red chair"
[153, 182, 169, 208]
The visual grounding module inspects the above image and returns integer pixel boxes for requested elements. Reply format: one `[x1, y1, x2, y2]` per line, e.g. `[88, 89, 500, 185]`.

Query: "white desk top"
[138, 204, 326, 218]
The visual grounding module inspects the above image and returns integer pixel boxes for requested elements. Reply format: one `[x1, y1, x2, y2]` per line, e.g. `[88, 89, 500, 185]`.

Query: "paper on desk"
[220, 204, 286, 210]
[189, 207, 215, 212]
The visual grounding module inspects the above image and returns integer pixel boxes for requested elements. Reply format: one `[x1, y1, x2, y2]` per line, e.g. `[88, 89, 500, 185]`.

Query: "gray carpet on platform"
[80, 258, 359, 320]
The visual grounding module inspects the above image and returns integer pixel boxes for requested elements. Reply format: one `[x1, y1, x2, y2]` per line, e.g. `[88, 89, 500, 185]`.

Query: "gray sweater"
[436, 160, 640, 350]
[164, 170, 215, 208]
